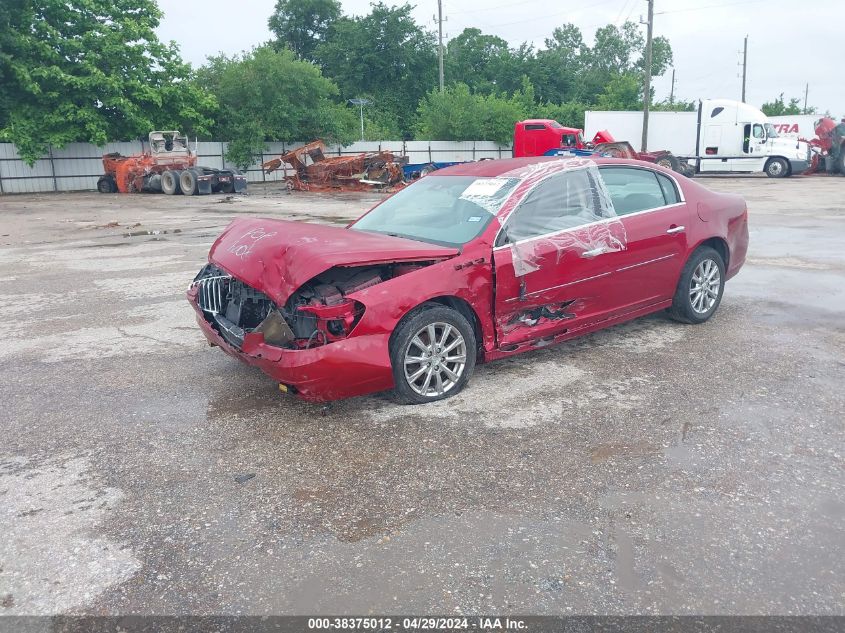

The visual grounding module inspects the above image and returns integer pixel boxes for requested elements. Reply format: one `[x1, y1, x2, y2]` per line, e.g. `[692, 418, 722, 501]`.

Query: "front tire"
[764, 157, 788, 178]
[668, 246, 726, 324]
[390, 304, 476, 404]
[97, 176, 116, 193]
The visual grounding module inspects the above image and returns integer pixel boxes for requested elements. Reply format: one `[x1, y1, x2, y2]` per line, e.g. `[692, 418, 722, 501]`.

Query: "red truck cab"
[513, 119, 616, 158]
[513, 119, 585, 157]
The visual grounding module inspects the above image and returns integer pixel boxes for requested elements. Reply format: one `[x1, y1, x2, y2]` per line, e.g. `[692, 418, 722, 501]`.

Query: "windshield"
[764, 123, 779, 138]
[350, 175, 520, 247]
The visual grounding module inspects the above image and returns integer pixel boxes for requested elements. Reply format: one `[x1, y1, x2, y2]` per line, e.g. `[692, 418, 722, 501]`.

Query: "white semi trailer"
[585, 99, 812, 177]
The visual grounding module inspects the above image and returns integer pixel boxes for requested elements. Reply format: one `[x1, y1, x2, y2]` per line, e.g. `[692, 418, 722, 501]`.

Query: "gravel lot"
[0, 174, 843, 616]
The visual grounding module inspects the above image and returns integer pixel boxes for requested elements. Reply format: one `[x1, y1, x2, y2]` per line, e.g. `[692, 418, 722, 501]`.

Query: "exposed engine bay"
[191, 262, 429, 350]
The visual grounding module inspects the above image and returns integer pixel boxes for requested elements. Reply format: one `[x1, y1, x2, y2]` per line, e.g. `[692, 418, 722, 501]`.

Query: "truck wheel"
[656, 154, 680, 172]
[179, 169, 199, 195]
[835, 150, 845, 175]
[764, 157, 788, 178]
[161, 170, 181, 195]
[97, 176, 116, 193]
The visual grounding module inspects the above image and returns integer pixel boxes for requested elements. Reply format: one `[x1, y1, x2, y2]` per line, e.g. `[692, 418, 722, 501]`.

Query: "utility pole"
[669, 68, 676, 105]
[437, 0, 445, 92]
[803, 82, 809, 114]
[740, 35, 747, 103]
[640, 0, 654, 152]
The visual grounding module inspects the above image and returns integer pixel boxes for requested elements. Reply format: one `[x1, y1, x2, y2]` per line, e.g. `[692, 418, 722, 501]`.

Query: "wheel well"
[391, 296, 484, 356]
[698, 237, 729, 270]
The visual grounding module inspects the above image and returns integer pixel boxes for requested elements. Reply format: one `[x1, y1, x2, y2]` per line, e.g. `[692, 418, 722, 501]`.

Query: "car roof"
[433, 156, 670, 178]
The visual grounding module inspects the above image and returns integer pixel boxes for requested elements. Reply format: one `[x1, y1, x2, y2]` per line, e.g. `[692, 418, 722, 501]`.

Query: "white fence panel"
[0, 139, 513, 193]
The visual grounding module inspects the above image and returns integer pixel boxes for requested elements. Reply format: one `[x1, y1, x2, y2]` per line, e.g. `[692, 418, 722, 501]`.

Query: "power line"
[656, 0, 768, 15]
[476, 0, 618, 29]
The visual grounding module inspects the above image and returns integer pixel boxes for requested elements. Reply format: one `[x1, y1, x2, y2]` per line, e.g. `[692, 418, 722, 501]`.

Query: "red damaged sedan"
[188, 157, 748, 403]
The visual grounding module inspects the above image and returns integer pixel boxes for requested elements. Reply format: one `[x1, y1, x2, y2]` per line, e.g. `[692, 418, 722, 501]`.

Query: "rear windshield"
[350, 175, 519, 247]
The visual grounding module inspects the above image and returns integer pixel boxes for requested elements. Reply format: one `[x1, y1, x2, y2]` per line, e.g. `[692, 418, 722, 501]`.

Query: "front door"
[492, 167, 626, 347]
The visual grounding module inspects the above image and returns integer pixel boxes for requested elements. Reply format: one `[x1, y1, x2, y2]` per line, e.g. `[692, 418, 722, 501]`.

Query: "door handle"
[666, 225, 685, 234]
[581, 246, 609, 258]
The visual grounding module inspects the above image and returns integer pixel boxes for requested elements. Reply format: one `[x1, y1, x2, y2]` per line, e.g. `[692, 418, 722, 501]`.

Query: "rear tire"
[161, 170, 181, 195]
[764, 157, 788, 178]
[668, 246, 726, 324]
[179, 169, 199, 195]
[390, 304, 476, 404]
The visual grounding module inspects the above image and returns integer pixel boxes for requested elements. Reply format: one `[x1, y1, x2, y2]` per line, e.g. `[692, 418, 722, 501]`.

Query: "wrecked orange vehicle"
[97, 131, 247, 195]
[262, 140, 406, 191]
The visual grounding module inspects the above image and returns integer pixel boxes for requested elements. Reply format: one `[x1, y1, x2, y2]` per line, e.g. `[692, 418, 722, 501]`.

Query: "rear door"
[492, 168, 626, 346]
[597, 166, 692, 312]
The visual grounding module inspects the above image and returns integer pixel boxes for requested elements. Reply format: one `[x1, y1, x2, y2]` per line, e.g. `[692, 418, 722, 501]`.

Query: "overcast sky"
[155, 0, 843, 116]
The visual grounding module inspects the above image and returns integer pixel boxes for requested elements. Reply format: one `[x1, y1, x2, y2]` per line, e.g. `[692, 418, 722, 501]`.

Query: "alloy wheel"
[689, 259, 721, 314]
[403, 322, 467, 397]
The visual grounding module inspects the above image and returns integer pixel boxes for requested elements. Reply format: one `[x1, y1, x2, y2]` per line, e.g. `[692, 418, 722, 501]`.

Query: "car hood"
[208, 217, 459, 304]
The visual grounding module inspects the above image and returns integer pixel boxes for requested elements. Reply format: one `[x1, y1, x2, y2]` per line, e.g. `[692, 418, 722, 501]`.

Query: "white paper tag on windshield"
[462, 178, 508, 197]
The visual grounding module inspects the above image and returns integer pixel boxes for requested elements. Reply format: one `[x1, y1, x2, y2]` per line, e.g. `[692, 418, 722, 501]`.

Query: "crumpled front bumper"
[187, 288, 394, 402]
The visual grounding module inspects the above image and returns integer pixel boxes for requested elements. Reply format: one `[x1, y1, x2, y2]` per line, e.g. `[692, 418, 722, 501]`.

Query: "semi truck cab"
[513, 119, 587, 156]
[697, 99, 810, 177]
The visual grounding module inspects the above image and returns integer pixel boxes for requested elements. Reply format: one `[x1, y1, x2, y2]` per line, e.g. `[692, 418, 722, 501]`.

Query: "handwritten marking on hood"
[227, 228, 278, 260]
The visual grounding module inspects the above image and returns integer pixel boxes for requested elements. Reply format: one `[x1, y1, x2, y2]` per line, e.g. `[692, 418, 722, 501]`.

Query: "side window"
[752, 123, 765, 139]
[599, 167, 670, 215]
[525, 124, 546, 131]
[500, 169, 600, 244]
[656, 173, 679, 205]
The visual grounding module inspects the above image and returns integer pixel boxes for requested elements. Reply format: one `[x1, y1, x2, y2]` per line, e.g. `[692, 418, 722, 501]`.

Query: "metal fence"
[0, 140, 513, 194]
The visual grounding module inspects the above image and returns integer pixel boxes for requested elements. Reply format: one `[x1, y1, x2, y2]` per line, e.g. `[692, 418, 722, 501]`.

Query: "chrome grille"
[193, 275, 230, 314]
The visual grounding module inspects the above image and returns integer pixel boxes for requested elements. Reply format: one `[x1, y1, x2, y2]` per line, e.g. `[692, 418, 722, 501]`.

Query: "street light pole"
[437, 0, 444, 92]
[348, 98, 372, 142]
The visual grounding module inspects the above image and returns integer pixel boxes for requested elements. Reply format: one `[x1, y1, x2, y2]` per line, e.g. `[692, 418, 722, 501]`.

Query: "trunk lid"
[208, 217, 458, 304]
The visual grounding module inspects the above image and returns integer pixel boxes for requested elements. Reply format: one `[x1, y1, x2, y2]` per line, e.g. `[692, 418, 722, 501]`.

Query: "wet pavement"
[0, 177, 843, 615]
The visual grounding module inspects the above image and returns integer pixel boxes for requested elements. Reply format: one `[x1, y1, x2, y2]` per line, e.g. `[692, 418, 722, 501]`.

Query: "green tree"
[197, 46, 356, 168]
[0, 0, 216, 165]
[445, 28, 529, 96]
[651, 98, 696, 112]
[268, 0, 341, 62]
[315, 3, 437, 136]
[415, 80, 535, 145]
[532, 101, 588, 129]
[578, 22, 672, 104]
[529, 24, 587, 104]
[595, 73, 642, 111]
[761, 93, 806, 116]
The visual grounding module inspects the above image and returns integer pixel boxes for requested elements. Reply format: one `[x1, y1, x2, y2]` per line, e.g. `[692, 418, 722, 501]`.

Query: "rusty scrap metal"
[262, 140, 407, 191]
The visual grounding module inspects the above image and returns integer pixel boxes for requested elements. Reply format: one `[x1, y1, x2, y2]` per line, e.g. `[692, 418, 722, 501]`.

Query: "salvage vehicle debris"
[262, 140, 407, 191]
[802, 117, 845, 175]
[188, 156, 748, 404]
[97, 131, 247, 195]
[513, 119, 691, 176]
